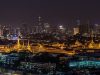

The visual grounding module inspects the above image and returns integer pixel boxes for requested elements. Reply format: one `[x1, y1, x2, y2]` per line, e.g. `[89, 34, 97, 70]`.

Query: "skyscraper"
[33, 16, 44, 33]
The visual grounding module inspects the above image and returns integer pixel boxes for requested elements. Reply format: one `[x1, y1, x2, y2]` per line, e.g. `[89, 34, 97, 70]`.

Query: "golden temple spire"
[60, 43, 65, 50]
[88, 42, 94, 48]
[75, 40, 82, 46]
[17, 37, 21, 49]
[27, 40, 31, 51]
[88, 30, 95, 48]
[38, 43, 45, 52]
[91, 30, 94, 43]
[22, 40, 25, 49]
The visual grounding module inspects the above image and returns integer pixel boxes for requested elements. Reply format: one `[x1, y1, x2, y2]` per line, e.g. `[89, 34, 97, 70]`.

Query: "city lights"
[0, 0, 99, 74]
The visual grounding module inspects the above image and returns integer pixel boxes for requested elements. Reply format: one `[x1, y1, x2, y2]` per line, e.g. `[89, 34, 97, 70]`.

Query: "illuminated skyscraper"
[33, 16, 44, 33]
[76, 19, 80, 26]
[2, 25, 10, 38]
[44, 23, 50, 33]
[94, 24, 100, 34]
[73, 28, 80, 35]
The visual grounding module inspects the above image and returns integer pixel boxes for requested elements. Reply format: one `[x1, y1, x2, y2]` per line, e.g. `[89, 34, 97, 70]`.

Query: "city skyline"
[0, 0, 100, 26]
[0, 1, 99, 74]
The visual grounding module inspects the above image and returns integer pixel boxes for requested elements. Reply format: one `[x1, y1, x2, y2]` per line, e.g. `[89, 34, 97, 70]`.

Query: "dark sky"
[0, 0, 100, 26]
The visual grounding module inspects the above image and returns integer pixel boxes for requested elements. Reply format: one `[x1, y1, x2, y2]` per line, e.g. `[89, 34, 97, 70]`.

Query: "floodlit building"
[73, 27, 80, 35]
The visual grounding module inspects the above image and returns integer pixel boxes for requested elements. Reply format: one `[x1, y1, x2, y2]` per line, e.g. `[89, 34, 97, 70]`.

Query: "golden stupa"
[88, 39, 95, 49]
[88, 31, 100, 49]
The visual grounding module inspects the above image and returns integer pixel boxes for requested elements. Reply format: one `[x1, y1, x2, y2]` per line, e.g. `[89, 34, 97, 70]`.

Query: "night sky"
[0, 0, 100, 26]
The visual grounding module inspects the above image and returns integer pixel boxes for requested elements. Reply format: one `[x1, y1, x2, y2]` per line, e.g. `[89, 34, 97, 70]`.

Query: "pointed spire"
[88, 30, 95, 49]
[17, 37, 21, 49]
[75, 40, 82, 46]
[38, 43, 45, 52]
[22, 40, 25, 49]
[27, 40, 31, 51]
[91, 30, 94, 40]
[38, 16, 41, 22]
[60, 43, 65, 50]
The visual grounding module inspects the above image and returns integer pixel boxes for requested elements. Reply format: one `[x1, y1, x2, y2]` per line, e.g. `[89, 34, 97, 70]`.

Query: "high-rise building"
[94, 24, 100, 34]
[2, 25, 10, 38]
[76, 19, 80, 26]
[79, 24, 94, 35]
[33, 16, 44, 33]
[20, 23, 31, 36]
[73, 27, 80, 35]
[0, 25, 3, 36]
[43, 23, 50, 33]
[58, 25, 66, 33]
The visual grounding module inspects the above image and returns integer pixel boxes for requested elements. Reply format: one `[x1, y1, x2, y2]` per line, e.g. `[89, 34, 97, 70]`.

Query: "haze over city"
[0, 0, 100, 26]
